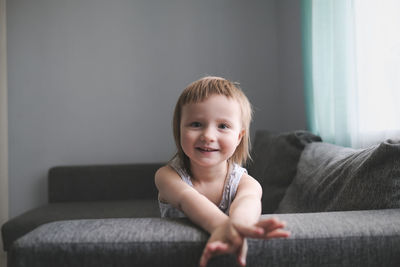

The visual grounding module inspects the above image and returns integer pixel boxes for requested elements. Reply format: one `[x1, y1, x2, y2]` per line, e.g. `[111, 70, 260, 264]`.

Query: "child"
[155, 76, 290, 267]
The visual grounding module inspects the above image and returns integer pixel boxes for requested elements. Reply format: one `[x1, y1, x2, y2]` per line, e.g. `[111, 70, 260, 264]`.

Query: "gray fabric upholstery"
[252, 209, 400, 267]
[2, 200, 159, 251]
[277, 140, 400, 213]
[9, 218, 208, 267]
[48, 163, 163, 202]
[2, 163, 163, 252]
[9, 209, 400, 267]
[247, 130, 321, 213]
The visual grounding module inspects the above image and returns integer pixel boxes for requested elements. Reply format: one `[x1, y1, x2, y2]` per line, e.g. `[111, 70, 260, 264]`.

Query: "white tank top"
[159, 158, 247, 218]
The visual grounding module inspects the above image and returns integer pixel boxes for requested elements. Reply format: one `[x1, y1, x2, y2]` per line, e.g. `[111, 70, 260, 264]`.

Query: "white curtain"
[303, 0, 400, 148]
[352, 0, 400, 147]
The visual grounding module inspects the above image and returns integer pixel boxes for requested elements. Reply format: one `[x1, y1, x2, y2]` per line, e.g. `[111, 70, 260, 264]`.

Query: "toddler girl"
[155, 76, 290, 267]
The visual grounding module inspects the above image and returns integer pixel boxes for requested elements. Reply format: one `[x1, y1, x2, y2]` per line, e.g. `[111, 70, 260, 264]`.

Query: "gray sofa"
[2, 130, 400, 267]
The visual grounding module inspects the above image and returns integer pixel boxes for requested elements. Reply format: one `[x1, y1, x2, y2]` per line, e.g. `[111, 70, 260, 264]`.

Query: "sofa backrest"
[246, 130, 322, 214]
[48, 163, 164, 202]
[276, 140, 400, 213]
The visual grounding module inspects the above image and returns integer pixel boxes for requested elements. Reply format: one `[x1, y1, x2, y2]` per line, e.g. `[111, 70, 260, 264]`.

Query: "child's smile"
[196, 146, 219, 152]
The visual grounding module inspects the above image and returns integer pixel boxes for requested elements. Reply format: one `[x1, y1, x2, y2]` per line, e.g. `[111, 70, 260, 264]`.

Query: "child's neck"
[190, 161, 229, 183]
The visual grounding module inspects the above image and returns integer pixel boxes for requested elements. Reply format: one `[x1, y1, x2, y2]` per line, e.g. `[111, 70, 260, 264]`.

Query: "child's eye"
[219, 123, 229, 129]
[190, 122, 202, 128]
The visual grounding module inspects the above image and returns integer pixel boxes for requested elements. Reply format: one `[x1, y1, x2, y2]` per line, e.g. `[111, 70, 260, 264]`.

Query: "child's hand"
[251, 217, 291, 240]
[199, 220, 247, 267]
[199, 217, 290, 267]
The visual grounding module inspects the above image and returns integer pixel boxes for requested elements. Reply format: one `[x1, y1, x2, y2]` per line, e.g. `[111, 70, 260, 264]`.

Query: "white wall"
[7, 0, 306, 217]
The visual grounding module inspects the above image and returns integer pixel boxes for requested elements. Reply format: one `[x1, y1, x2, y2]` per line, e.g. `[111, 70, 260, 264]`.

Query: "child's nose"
[200, 127, 216, 142]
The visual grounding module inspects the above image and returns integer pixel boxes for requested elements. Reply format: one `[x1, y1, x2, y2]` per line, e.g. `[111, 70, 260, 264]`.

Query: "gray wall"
[7, 0, 306, 217]
[277, 0, 306, 130]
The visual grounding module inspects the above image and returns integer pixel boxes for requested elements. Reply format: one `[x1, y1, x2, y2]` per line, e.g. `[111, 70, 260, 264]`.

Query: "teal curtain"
[302, 0, 357, 147]
[302, 0, 400, 148]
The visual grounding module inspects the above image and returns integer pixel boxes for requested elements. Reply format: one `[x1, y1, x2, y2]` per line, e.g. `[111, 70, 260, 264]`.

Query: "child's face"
[180, 95, 244, 169]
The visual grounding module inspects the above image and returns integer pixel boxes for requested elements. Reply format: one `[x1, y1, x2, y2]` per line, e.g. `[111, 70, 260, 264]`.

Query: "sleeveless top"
[159, 158, 247, 218]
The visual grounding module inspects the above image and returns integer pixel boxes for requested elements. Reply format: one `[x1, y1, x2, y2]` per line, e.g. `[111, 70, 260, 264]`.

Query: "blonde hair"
[172, 76, 253, 174]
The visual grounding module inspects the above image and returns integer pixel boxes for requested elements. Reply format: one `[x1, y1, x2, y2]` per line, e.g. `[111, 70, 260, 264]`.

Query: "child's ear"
[237, 129, 245, 146]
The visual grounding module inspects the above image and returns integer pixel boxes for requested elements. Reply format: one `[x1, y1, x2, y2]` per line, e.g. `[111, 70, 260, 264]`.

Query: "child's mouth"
[196, 147, 218, 152]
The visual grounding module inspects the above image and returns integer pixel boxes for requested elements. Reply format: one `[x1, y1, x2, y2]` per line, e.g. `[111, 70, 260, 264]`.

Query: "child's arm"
[155, 166, 230, 233]
[200, 174, 290, 266]
[229, 173, 263, 224]
[156, 167, 289, 266]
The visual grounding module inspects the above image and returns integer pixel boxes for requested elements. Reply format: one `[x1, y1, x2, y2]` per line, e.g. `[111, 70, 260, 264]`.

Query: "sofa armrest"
[48, 163, 163, 202]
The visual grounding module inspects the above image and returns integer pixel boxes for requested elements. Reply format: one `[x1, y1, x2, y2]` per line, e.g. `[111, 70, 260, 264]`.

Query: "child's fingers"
[207, 241, 230, 252]
[265, 229, 291, 239]
[252, 218, 291, 240]
[256, 217, 285, 227]
[233, 223, 265, 238]
[199, 241, 229, 267]
[236, 239, 248, 267]
[256, 218, 287, 231]
[199, 246, 213, 267]
[199, 250, 211, 267]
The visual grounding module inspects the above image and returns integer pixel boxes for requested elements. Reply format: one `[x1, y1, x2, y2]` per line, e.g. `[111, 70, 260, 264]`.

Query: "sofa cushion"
[276, 139, 400, 213]
[247, 130, 321, 213]
[1, 200, 160, 251]
[8, 210, 400, 267]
